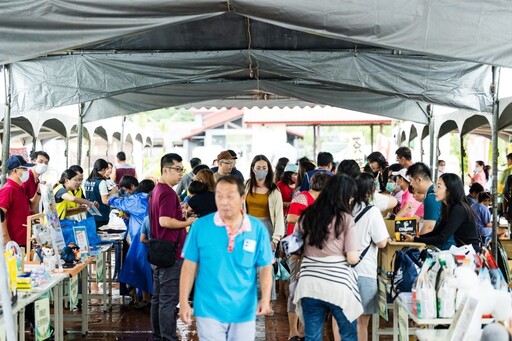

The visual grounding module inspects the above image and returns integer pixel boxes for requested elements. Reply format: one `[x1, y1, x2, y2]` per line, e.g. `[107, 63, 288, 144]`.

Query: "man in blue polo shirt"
[179, 175, 273, 340]
[406, 162, 442, 235]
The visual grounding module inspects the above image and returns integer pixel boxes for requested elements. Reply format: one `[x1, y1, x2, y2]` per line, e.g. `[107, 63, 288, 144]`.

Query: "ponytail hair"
[55, 169, 77, 189]
[87, 159, 108, 181]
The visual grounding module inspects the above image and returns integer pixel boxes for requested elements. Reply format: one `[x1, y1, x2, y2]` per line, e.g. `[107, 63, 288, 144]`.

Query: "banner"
[69, 275, 79, 310]
[96, 252, 104, 282]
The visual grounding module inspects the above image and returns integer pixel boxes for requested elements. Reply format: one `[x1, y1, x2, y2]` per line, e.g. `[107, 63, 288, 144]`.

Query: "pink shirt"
[471, 171, 486, 188]
[300, 212, 359, 258]
[400, 188, 421, 217]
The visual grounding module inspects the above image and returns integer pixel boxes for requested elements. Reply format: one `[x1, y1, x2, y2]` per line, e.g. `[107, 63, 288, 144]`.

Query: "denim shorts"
[357, 276, 378, 315]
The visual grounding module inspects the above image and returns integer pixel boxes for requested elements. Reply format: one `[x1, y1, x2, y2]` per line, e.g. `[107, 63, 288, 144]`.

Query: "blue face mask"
[386, 182, 396, 193]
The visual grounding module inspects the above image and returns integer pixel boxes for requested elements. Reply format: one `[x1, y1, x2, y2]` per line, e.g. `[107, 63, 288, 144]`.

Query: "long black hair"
[247, 155, 278, 195]
[87, 158, 108, 181]
[354, 172, 376, 206]
[439, 173, 474, 223]
[299, 174, 356, 249]
[274, 157, 289, 183]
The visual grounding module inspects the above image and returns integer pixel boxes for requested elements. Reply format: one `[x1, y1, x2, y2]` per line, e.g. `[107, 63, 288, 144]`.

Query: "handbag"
[147, 238, 179, 268]
[146, 192, 179, 268]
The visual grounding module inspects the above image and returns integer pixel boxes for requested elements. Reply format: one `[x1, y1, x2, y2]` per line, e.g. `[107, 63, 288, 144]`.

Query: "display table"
[89, 243, 114, 312]
[0, 272, 67, 341]
[394, 293, 492, 341]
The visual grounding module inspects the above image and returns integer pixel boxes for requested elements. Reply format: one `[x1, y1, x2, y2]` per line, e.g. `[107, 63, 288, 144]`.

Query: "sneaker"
[134, 301, 150, 309]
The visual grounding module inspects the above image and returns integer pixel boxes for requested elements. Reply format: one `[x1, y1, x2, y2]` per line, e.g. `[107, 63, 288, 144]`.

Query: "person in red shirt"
[276, 163, 298, 218]
[22, 151, 50, 213]
[0, 155, 35, 247]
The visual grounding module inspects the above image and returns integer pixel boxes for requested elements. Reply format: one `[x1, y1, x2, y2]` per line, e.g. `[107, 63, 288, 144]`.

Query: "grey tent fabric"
[82, 80, 431, 124]
[1, 1, 512, 67]
[10, 50, 492, 117]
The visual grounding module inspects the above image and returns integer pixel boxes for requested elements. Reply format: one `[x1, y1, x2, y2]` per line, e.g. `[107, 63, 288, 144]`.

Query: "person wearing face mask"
[22, 151, 50, 212]
[0, 155, 36, 246]
[245, 155, 285, 302]
[438, 160, 446, 176]
[469, 160, 487, 188]
[276, 163, 298, 218]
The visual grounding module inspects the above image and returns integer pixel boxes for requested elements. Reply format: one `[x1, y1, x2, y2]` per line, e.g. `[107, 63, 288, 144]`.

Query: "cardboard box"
[378, 240, 426, 278]
[384, 219, 395, 239]
[501, 239, 512, 259]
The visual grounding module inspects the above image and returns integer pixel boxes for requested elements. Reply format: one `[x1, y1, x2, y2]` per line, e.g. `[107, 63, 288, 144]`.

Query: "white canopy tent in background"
[1, 0, 511, 259]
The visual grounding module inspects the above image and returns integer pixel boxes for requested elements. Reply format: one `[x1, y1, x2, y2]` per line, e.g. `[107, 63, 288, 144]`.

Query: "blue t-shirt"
[423, 184, 441, 222]
[299, 169, 333, 191]
[141, 216, 150, 239]
[182, 213, 273, 323]
[471, 202, 491, 238]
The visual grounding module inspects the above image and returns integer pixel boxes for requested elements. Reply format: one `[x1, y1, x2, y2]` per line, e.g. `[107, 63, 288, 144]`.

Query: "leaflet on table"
[88, 205, 102, 216]
[74, 226, 90, 259]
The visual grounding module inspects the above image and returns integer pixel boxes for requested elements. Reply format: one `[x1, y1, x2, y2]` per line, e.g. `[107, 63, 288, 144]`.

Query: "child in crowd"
[471, 191, 492, 241]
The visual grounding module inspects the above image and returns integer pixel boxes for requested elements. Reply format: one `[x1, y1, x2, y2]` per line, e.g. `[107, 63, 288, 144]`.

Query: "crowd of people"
[0, 146, 502, 341]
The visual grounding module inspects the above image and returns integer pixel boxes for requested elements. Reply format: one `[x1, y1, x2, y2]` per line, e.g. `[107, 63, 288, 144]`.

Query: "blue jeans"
[301, 297, 357, 341]
[151, 260, 183, 341]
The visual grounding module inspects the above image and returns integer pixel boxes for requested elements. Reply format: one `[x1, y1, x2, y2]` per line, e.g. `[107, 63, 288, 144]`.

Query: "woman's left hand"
[401, 233, 414, 242]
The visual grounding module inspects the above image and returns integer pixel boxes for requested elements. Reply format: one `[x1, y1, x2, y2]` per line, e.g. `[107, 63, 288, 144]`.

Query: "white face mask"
[438, 166, 445, 173]
[20, 169, 30, 183]
[34, 163, 48, 175]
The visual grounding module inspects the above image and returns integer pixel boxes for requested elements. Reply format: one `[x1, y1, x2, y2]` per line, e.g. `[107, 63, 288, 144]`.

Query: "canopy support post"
[491, 66, 501, 260]
[460, 134, 465, 185]
[65, 137, 69, 169]
[1, 65, 12, 186]
[428, 104, 435, 175]
[0, 64, 16, 340]
[77, 103, 84, 167]
[120, 116, 126, 152]
[370, 124, 374, 153]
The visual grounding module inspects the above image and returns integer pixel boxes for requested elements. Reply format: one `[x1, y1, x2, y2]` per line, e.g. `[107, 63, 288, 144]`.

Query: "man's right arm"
[159, 216, 196, 229]
[1, 208, 10, 244]
[179, 260, 198, 324]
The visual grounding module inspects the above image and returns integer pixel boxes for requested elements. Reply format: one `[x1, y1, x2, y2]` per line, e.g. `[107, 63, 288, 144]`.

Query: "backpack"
[390, 247, 423, 300]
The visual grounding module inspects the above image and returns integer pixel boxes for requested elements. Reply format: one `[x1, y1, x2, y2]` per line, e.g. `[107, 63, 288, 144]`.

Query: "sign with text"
[96, 252, 104, 282]
[378, 277, 389, 321]
[69, 275, 79, 310]
[397, 303, 409, 341]
[35, 297, 51, 340]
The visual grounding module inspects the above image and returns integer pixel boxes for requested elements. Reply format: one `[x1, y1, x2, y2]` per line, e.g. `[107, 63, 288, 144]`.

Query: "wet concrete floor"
[23, 282, 392, 340]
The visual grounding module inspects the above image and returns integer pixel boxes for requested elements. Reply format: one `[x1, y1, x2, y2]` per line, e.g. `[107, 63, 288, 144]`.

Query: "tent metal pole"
[65, 137, 69, 169]
[370, 124, 374, 153]
[1, 65, 12, 186]
[428, 104, 435, 172]
[460, 134, 465, 185]
[491, 66, 501, 260]
[77, 103, 84, 167]
[312, 125, 317, 159]
[120, 116, 126, 152]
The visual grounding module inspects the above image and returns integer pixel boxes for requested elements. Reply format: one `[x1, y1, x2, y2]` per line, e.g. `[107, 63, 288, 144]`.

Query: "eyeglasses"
[166, 166, 185, 173]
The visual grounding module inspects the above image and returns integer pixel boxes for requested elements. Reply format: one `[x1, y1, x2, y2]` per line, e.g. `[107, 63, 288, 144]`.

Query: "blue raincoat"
[109, 192, 153, 294]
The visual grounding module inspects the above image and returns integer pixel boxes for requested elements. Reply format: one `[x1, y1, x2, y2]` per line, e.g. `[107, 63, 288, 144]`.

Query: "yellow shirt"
[246, 192, 271, 218]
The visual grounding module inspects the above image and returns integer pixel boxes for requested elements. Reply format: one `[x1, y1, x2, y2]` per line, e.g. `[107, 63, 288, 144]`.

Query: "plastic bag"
[415, 258, 437, 319]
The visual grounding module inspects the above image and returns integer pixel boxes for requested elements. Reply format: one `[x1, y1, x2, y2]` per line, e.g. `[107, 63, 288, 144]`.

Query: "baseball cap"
[6, 155, 35, 171]
[392, 168, 409, 182]
[217, 150, 235, 161]
[284, 164, 298, 173]
[227, 149, 238, 159]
